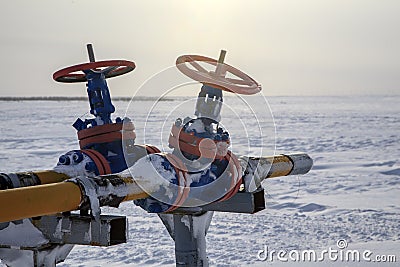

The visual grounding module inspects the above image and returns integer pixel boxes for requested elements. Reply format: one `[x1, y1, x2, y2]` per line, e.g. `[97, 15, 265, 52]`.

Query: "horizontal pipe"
[240, 153, 313, 191]
[35, 170, 70, 184]
[241, 153, 313, 180]
[0, 182, 82, 223]
[0, 170, 72, 190]
[0, 153, 312, 222]
[0, 175, 150, 223]
[0, 153, 312, 190]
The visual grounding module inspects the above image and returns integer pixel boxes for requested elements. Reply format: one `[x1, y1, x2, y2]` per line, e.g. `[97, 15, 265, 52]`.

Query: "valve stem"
[215, 49, 226, 77]
[87, 44, 96, 63]
[218, 50, 226, 64]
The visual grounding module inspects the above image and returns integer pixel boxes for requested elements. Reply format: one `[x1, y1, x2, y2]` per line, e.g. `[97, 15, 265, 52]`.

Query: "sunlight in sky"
[0, 0, 399, 97]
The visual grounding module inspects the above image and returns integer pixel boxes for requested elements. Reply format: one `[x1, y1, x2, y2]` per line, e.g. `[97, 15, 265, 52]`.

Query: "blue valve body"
[84, 70, 115, 125]
[59, 63, 134, 175]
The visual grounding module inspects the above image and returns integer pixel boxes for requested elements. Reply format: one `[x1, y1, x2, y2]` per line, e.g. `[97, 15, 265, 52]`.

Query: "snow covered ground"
[0, 95, 399, 266]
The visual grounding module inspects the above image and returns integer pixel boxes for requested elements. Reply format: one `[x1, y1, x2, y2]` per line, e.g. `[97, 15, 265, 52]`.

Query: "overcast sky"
[0, 0, 399, 97]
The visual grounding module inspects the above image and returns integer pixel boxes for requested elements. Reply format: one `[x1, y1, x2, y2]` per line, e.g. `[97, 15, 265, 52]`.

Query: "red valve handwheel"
[53, 60, 136, 83]
[176, 55, 261, 95]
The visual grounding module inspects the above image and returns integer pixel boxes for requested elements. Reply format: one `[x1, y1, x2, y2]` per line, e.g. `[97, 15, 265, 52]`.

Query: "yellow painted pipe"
[120, 178, 150, 201]
[0, 153, 312, 223]
[1, 153, 310, 192]
[266, 155, 293, 178]
[7, 154, 308, 189]
[35, 170, 70, 184]
[0, 177, 151, 223]
[240, 153, 313, 191]
[0, 170, 70, 191]
[0, 182, 82, 223]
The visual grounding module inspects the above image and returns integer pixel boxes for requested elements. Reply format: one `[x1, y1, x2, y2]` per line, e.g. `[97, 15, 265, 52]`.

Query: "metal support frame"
[33, 213, 128, 246]
[159, 212, 213, 267]
[0, 244, 74, 267]
[159, 188, 266, 266]
[0, 214, 128, 266]
[174, 213, 211, 266]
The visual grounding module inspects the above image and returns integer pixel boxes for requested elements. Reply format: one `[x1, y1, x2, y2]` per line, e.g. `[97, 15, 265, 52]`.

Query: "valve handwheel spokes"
[176, 52, 261, 95]
[53, 60, 136, 83]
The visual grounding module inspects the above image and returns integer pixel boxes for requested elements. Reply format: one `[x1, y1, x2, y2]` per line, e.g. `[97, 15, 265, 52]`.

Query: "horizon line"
[0, 94, 399, 102]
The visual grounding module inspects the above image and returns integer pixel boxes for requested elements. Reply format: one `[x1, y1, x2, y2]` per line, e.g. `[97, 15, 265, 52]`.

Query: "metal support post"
[174, 212, 213, 267]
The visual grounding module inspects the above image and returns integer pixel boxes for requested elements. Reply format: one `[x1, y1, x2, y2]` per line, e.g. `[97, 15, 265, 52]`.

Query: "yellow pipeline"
[0, 178, 150, 223]
[119, 176, 150, 201]
[0, 170, 70, 190]
[12, 154, 300, 187]
[34, 170, 69, 184]
[0, 153, 312, 223]
[266, 155, 293, 178]
[0, 182, 82, 223]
